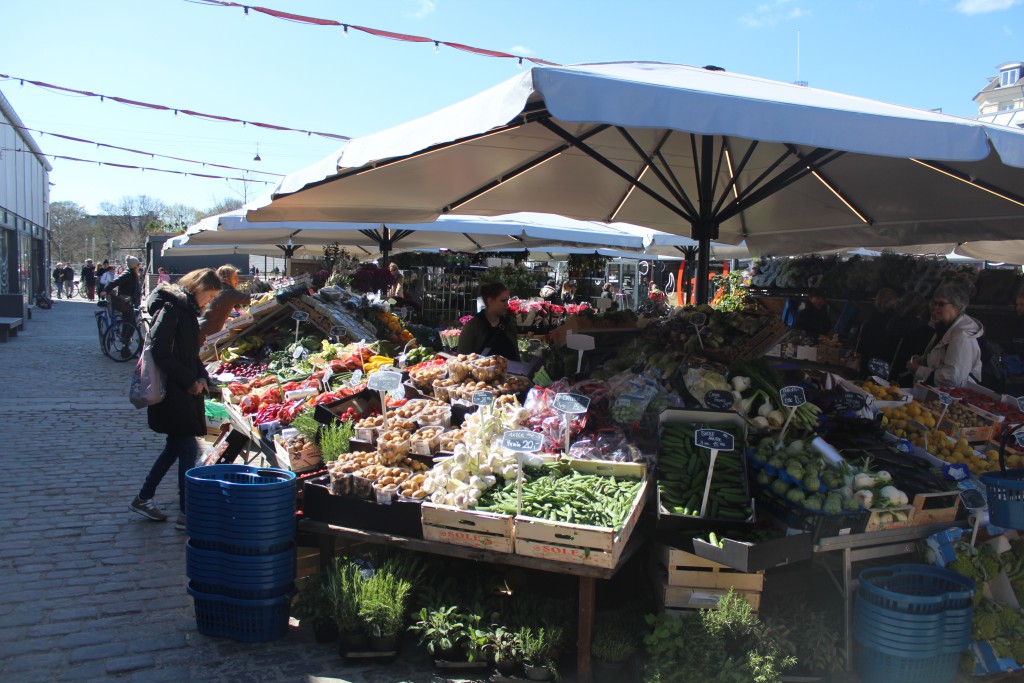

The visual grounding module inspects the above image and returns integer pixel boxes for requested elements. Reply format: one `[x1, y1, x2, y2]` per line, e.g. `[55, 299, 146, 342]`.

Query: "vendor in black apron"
[457, 282, 520, 361]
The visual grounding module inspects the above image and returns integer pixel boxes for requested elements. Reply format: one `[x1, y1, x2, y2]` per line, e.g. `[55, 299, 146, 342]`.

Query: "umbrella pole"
[695, 234, 712, 304]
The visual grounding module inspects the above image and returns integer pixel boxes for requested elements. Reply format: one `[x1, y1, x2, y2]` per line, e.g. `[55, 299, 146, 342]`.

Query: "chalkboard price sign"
[1015, 431, 1024, 449]
[694, 428, 735, 452]
[780, 386, 807, 408]
[349, 369, 363, 387]
[329, 325, 347, 338]
[501, 430, 545, 453]
[367, 370, 402, 392]
[868, 357, 890, 378]
[843, 391, 866, 411]
[291, 310, 310, 322]
[1017, 396, 1024, 412]
[690, 312, 707, 327]
[472, 391, 495, 407]
[938, 391, 953, 406]
[704, 390, 735, 411]
[553, 392, 591, 414]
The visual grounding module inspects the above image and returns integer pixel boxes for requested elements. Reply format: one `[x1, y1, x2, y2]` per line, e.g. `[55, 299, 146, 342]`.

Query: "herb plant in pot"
[591, 622, 639, 681]
[356, 568, 411, 652]
[519, 626, 559, 681]
[329, 560, 367, 654]
[292, 571, 339, 643]
[409, 605, 466, 663]
[488, 625, 522, 678]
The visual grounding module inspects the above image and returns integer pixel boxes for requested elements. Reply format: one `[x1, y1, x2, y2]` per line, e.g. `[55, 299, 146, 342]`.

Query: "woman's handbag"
[129, 338, 166, 408]
[111, 294, 133, 315]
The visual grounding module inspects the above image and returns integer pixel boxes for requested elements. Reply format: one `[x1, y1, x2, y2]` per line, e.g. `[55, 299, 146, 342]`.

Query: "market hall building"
[0, 87, 51, 317]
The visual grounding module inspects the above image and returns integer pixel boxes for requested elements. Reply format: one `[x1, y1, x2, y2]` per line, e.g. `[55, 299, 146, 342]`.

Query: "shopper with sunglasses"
[906, 283, 983, 388]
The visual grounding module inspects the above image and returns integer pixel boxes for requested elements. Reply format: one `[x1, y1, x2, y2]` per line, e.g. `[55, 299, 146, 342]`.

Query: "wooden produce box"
[249, 297, 280, 316]
[690, 528, 813, 572]
[225, 313, 254, 330]
[656, 409, 753, 532]
[651, 547, 763, 614]
[513, 460, 649, 569]
[864, 505, 915, 533]
[911, 491, 961, 526]
[421, 504, 514, 553]
[917, 383, 1003, 442]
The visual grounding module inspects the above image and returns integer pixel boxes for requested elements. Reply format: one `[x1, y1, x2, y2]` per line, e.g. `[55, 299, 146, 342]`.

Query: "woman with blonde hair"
[129, 268, 222, 529]
[198, 264, 251, 344]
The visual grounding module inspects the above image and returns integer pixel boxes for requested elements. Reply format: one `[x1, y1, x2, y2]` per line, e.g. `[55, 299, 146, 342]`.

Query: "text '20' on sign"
[291, 310, 310, 322]
[553, 392, 591, 414]
[704, 390, 734, 411]
[694, 428, 735, 452]
[501, 430, 545, 453]
[367, 370, 402, 392]
[472, 390, 495, 407]
[780, 386, 806, 408]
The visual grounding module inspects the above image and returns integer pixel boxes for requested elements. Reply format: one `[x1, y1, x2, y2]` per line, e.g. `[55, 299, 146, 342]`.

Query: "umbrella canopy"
[956, 241, 1024, 264]
[176, 207, 710, 259]
[249, 61, 1024, 301]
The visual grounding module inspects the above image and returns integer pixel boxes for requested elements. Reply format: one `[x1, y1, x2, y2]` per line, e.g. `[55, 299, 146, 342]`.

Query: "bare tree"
[200, 197, 245, 219]
[49, 201, 90, 263]
[161, 203, 200, 234]
[99, 195, 167, 248]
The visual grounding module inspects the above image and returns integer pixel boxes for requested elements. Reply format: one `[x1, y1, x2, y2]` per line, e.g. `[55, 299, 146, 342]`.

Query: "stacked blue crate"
[184, 465, 297, 642]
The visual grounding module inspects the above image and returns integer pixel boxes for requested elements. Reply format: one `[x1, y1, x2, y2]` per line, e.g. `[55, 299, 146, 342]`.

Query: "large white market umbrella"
[248, 61, 1024, 301]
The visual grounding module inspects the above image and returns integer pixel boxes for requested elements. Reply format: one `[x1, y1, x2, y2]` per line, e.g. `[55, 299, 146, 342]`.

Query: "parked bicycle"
[95, 298, 144, 361]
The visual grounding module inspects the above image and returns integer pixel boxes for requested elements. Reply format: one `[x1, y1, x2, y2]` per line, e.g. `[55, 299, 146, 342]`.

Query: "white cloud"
[955, 0, 1021, 14]
[510, 45, 535, 56]
[410, 0, 436, 18]
[739, 0, 809, 28]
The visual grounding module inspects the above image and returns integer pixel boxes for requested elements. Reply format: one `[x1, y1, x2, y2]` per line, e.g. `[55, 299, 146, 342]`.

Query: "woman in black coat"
[129, 268, 221, 528]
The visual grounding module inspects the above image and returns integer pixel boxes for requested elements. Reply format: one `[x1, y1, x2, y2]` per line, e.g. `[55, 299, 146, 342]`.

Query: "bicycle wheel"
[96, 312, 109, 352]
[78, 282, 89, 299]
[103, 320, 142, 361]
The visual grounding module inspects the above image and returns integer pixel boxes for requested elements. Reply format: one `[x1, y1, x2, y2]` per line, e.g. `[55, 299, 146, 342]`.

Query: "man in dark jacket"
[108, 256, 143, 308]
[80, 259, 97, 301]
[61, 263, 75, 299]
[129, 270, 220, 527]
[53, 264, 64, 299]
[198, 265, 251, 343]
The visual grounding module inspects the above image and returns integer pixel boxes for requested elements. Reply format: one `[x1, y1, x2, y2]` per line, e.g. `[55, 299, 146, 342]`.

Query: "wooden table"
[299, 519, 645, 683]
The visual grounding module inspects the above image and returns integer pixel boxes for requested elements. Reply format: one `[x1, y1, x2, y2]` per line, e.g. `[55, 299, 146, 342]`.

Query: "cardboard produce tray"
[657, 544, 765, 592]
[690, 528, 813, 572]
[512, 460, 649, 569]
[302, 475, 422, 537]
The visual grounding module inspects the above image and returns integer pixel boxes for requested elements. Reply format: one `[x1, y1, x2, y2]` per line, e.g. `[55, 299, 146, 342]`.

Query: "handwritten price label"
[780, 386, 806, 409]
[367, 370, 402, 392]
[843, 391, 866, 411]
[291, 310, 310, 322]
[553, 392, 591, 414]
[868, 357, 890, 378]
[704, 390, 734, 411]
[472, 391, 495, 407]
[938, 391, 953, 406]
[501, 430, 545, 453]
[694, 428, 735, 452]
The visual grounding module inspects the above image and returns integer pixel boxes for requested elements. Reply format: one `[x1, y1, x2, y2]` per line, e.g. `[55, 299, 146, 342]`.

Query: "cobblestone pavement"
[0, 300, 437, 683]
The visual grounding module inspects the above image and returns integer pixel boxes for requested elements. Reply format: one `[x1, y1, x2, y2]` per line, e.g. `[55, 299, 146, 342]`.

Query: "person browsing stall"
[198, 264, 252, 343]
[129, 268, 222, 528]
[457, 282, 520, 361]
[906, 283, 983, 388]
[795, 289, 833, 339]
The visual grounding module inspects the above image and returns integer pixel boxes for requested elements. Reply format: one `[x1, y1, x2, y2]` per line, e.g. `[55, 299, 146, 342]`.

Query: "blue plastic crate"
[187, 582, 292, 642]
[186, 541, 295, 582]
[188, 537, 295, 556]
[186, 465, 296, 491]
[184, 508, 296, 530]
[858, 564, 975, 615]
[855, 596, 973, 634]
[981, 469, 1024, 530]
[854, 638, 960, 683]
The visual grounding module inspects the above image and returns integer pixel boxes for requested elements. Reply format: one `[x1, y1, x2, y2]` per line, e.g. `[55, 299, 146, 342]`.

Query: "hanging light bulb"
[253, 143, 261, 162]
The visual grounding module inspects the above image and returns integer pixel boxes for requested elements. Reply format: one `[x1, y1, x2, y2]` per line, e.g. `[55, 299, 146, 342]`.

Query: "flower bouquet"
[508, 298, 537, 328]
[440, 328, 461, 350]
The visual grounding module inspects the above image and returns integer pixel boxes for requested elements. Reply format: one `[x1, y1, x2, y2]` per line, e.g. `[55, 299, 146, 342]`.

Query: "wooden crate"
[225, 313, 254, 330]
[911, 490, 961, 526]
[513, 460, 648, 569]
[249, 298, 280, 316]
[295, 546, 319, 580]
[657, 545, 765, 592]
[650, 561, 762, 613]
[864, 505, 915, 532]
[273, 434, 323, 474]
[421, 504, 514, 553]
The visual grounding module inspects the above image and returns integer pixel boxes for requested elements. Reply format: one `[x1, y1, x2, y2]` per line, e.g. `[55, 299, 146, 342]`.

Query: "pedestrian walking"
[157, 267, 171, 285]
[53, 263, 64, 299]
[80, 259, 97, 301]
[129, 268, 222, 528]
[98, 264, 115, 301]
[62, 263, 75, 298]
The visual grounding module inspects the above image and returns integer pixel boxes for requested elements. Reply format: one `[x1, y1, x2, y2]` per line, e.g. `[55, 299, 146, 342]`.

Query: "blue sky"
[1, 0, 1022, 214]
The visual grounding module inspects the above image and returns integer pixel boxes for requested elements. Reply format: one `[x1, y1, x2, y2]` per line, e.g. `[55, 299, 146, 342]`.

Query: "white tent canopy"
[249, 61, 1024, 300]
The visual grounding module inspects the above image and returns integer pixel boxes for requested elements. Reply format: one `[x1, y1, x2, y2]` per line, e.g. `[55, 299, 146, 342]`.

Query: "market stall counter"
[299, 517, 647, 683]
